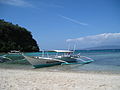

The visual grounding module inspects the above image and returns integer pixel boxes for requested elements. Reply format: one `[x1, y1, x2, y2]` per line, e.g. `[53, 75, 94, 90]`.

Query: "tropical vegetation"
[0, 19, 39, 52]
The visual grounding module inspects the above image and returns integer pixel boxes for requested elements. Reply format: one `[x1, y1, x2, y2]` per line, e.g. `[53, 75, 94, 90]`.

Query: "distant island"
[0, 19, 39, 52]
[84, 45, 120, 50]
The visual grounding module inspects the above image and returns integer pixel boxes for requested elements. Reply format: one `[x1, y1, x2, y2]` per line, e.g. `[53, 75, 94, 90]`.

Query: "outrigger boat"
[22, 50, 94, 68]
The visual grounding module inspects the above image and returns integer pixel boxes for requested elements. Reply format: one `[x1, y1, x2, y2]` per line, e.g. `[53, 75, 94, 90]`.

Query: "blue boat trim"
[61, 60, 94, 65]
[33, 62, 62, 68]
[33, 60, 94, 68]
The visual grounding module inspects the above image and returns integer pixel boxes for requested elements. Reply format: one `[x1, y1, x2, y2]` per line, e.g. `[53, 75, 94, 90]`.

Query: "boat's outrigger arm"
[61, 55, 94, 65]
[52, 59, 68, 63]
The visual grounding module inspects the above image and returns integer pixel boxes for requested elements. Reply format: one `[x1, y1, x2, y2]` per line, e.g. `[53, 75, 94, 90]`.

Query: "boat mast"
[73, 41, 77, 54]
[67, 42, 70, 51]
[42, 49, 45, 57]
[39, 44, 45, 57]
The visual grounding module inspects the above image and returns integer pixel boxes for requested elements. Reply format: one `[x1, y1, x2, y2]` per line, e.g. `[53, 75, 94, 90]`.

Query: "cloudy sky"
[67, 33, 120, 49]
[0, 0, 120, 50]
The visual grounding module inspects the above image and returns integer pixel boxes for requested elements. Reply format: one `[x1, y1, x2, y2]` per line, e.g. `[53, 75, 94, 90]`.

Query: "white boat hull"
[23, 55, 67, 68]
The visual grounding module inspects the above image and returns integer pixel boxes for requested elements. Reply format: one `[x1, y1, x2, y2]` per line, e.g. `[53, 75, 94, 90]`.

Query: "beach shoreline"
[0, 66, 120, 90]
[0, 63, 120, 75]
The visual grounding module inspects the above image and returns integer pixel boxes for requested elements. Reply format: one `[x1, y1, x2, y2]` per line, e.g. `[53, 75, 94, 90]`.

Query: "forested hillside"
[0, 19, 39, 52]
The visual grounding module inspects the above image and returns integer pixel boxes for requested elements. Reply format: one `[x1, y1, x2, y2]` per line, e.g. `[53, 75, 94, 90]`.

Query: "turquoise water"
[0, 49, 120, 73]
[43, 49, 120, 74]
[72, 50, 120, 73]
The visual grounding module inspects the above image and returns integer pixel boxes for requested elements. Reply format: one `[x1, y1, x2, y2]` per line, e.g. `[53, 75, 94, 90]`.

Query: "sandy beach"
[0, 67, 120, 90]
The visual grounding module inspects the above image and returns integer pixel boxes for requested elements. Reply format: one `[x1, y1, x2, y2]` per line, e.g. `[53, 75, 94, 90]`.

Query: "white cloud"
[0, 0, 33, 7]
[67, 33, 120, 49]
[39, 2, 63, 8]
[59, 15, 88, 26]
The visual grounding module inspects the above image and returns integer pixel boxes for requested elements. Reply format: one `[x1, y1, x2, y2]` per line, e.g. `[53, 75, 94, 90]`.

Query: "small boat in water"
[22, 50, 94, 68]
[0, 55, 12, 63]
[8, 50, 21, 54]
[22, 55, 67, 68]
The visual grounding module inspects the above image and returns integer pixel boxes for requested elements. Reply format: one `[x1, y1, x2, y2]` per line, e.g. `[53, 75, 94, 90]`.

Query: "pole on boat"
[73, 43, 76, 52]
[67, 42, 70, 51]
[73, 41, 77, 54]
[42, 49, 44, 57]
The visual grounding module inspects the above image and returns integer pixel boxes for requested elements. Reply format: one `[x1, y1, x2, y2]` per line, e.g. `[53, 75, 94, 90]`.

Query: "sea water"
[41, 49, 120, 74]
[69, 50, 120, 73]
[0, 49, 120, 74]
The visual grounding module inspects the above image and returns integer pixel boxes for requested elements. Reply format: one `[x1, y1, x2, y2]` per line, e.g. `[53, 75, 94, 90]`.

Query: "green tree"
[0, 19, 39, 52]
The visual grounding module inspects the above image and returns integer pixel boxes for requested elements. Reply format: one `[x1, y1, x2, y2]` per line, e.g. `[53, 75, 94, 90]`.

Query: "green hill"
[0, 19, 39, 52]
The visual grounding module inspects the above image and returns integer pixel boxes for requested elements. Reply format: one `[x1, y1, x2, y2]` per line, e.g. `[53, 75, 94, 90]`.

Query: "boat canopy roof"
[53, 50, 73, 53]
[10, 50, 20, 53]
